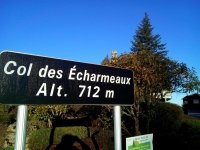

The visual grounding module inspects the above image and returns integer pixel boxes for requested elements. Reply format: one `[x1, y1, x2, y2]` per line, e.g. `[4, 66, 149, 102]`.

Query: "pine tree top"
[131, 13, 167, 56]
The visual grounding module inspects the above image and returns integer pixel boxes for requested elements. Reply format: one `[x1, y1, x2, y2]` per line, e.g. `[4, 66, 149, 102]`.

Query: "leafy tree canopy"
[102, 13, 200, 135]
[103, 13, 200, 102]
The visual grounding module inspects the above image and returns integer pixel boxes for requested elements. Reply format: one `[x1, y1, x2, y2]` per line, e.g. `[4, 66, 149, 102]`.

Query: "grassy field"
[28, 126, 113, 150]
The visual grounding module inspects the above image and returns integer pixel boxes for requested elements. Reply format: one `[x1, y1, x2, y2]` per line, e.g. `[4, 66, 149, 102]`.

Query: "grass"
[28, 126, 114, 150]
[1, 146, 14, 150]
[53, 126, 88, 143]
[182, 115, 200, 128]
[28, 126, 88, 150]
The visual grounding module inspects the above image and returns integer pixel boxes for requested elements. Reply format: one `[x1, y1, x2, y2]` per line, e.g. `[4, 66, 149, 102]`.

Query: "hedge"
[140, 102, 200, 150]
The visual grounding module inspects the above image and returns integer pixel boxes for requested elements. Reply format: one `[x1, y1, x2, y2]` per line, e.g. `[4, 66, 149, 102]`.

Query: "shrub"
[179, 115, 200, 150]
[143, 102, 200, 150]
[1, 146, 14, 150]
[0, 104, 16, 124]
[27, 120, 48, 132]
[182, 115, 200, 128]
[0, 114, 11, 123]
[149, 102, 184, 134]
[139, 102, 185, 150]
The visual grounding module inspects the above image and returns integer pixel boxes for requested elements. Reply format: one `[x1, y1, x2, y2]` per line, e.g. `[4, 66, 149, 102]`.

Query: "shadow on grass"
[54, 134, 90, 150]
[45, 117, 100, 150]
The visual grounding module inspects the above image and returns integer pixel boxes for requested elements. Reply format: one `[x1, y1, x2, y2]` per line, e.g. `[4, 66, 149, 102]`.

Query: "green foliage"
[153, 114, 200, 150]
[182, 115, 200, 128]
[167, 61, 200, 93]
[0, 114, 14, 124]
[140, 102, 200, 150]
[1, 146, 14, 150]
[102, 13, 200, 136]
[28, 105, 69, 122]
[27, 120, 48, 132]
[131, 13, 167, 56]
[148, 102, 184, 134]
[179, 115, 200, 150]
[0, 105, 16, 124]
[54, 127, 88, 142]
[103, 14, 200, 104]
[103, 13, 200, 100]
[28, 128, 50, 150]
[101, 55, 110, 66]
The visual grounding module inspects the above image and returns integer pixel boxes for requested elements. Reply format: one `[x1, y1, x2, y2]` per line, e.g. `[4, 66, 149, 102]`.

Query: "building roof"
[183, 93, 200, 101]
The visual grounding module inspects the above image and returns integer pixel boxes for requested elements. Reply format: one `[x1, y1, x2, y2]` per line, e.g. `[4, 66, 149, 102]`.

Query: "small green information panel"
[0, 51, 134, 105]
[126, 134, 153, 150]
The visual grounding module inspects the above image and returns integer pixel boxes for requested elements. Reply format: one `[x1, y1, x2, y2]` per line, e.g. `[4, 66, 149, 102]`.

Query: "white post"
[14, 105, 28, 150]
[113, 105, 122, 150]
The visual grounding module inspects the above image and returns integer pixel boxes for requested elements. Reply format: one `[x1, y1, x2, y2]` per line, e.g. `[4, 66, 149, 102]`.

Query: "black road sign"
[0, 51, 134, 105]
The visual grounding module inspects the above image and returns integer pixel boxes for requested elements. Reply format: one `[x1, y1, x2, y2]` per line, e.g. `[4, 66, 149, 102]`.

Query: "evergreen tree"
[102, 13, 200, 136]
[131, 13, 167, 56]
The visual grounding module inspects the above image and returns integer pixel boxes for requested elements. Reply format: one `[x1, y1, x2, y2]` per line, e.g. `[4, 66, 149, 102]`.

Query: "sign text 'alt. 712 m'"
[0, 51, 134, 105]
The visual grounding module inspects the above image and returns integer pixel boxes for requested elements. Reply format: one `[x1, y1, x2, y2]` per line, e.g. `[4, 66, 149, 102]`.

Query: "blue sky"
[0, 0, 199, 105]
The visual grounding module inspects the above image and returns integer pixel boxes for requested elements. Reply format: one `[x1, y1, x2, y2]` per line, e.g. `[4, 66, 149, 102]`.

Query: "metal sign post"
[114, 105, 122, 150]
[14, 105, 28, 150]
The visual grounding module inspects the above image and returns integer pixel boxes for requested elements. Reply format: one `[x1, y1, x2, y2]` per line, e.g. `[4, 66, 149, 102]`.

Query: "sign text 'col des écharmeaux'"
[0, 51, 134, 105]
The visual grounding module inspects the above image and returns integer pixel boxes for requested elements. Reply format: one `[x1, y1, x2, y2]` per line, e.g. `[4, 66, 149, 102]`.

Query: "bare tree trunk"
[122, 103, 141, 136]
[133, 116, 141, 135]
[133, 104, 141, 136]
